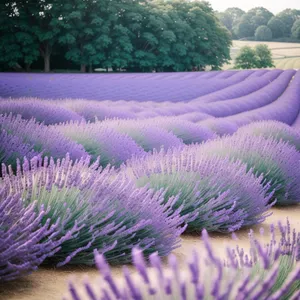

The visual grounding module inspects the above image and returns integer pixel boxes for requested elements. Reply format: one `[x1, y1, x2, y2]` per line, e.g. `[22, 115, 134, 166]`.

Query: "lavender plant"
[102, 119, 183, 152]
[194, 134, 300, 205]
[0, 114, 88, 161]
[55, 121, 145, 166]
[126, 150, 274, 232]
[236, 121, 300, 151]
[66, 220, 300, 300]
[0, 186, 77, 281]
[198, 118, 239, 136]
[2, 155, 186, 266]
[0, 129, 38, 168]
[0, 98, 83, 125]
[143, 117, 216, 145]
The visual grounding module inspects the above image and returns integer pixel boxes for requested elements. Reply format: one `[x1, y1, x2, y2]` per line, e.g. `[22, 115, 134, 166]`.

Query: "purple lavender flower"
[194, 134, 300, 205]
[126, 149, 274, 232]
[0, 185, 77, 281]
[0, 98, 83, 125]
[102, 119, 183, 152]
[198, 118, 239, 136]
[0, 114, 88, 161]
[2, 155, 186, 266]
[0, 129, 38, 169]
[55, 121, 145, 166]
[66, 220, 300, 300]
[143, 117, 216, 145]
[236, 120, 300, 151]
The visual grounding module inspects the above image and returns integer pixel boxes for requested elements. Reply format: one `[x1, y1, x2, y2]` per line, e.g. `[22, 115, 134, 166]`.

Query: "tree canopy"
[218, 6, 300, 42]
[234, 44, 274, 69]
[0, 0, 231, 72]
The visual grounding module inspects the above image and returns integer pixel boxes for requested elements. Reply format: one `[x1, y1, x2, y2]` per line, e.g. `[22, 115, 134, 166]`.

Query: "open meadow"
[223, 40, 300, 70]
[0, 69, 300, 300]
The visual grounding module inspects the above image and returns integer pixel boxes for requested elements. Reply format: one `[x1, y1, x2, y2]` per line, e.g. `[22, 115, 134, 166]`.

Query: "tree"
[0, 2, 40, 71]
[267, 17, 285, 38]
[246, 7, 273, 27]
[218, 7, 245, 36]
[292, 19, 300, 39]
[255, 25, 272, 41]
[233, 18, 254, 38]
[277, 9, 300, 37]
[234, 46, 258, 69]
[255, 44, 274, 68]
[234, 44, 274, 69]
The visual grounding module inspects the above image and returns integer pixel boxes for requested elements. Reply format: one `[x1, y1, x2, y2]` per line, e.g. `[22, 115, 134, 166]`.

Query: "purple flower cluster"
[0, 185, 76, 281]
[0, 129, 38, 168]
[237, 120, 300, 150]
[194, 134, 300, 205]
[0, 114, 88, 162]
[55, 121, 145, 166]
[2, 155, 186, 267]
[126, 148, 274, 232]
[66, 220, 300, 300]
[0, 98, 83, 125]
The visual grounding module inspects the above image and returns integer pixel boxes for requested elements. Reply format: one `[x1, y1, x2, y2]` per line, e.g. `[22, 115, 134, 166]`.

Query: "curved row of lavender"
[65, 220, 300, 300]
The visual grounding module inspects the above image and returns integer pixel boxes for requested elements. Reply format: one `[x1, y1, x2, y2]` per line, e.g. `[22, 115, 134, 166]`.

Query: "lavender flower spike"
[66, 220, 300, 300]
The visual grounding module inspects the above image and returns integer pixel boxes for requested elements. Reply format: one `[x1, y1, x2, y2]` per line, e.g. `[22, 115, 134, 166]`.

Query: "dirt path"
[0, 206, 299, 300]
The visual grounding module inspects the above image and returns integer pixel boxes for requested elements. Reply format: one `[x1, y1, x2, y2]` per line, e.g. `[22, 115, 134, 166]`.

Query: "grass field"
[224, 40, 300, 70]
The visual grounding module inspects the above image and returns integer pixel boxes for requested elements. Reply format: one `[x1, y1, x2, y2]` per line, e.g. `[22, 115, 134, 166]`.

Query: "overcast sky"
[207, 0, 300, 14]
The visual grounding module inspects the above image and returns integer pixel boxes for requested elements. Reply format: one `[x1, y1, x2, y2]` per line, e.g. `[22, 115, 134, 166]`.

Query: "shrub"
[0, 186, 75, 281]
[102, 119, 183, 152]
[195, 134, 300, 205]
[66, 220, 300, 299]
[2, 155, 186, 266]
[0, 114, 88, 161]
[0, 98, 82, 125]
[54, 121, 145, 167]
[126, 148, 274, 232]
[236, 121, 300, 150]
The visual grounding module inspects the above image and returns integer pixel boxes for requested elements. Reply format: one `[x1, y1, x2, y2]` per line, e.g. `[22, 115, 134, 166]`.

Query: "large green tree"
[218, 7, 245, 36]
[255, 25, 273, 41]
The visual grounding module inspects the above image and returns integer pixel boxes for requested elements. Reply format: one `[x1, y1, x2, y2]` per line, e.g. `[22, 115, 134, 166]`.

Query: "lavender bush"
[126, 150, 274, 232]
[2, 155, 186, 266]
[101, 119, 183, 152]
[236, 121, 300, 151]
[198, 118, 239, 136]
[66, 220, 300, 300]
[195, 134, 300, 205]
[0, 98, 82, 125]
[0, 114, 88, 161]
[0, 185, 77, 281]
[0, 129, 38, 168]
[143, 117, 216, 145]
[55, 121, 145, 166]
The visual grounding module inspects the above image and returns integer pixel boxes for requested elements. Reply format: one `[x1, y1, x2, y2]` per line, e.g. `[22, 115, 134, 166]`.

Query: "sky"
[207, 0, 300, 14]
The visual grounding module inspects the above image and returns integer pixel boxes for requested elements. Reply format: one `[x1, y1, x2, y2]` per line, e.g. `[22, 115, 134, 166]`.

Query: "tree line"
[218, 7, 300, 41]
[0, 0, 231, 73]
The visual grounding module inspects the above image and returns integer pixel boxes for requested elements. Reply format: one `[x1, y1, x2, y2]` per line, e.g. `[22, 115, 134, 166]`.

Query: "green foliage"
[0, 0, 231, 72]
[234, 44, 274, 69]
[277, 9, 300, 36]
[254, 44, 274, 68]
[267, 17, 285, 38]
[291, 19, 300, 39]
[255, 25, 273, 41]
[234, 46, 258, 69]
[233, 18, 254, 38]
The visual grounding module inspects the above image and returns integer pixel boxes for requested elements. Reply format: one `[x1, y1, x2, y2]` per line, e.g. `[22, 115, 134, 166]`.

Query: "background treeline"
[217, 7, 300, 42]
[0, 0, 231, 73]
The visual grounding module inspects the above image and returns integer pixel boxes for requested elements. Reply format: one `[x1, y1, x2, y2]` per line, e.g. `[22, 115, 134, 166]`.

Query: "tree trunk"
[80, 64, 86, 72]
[88, 65, 93, 73]
[25, 63, 31, 72]
[44, 55, 50, 72]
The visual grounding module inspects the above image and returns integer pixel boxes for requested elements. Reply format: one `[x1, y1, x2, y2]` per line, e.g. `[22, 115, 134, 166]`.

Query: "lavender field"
[0, 69, 300, 300]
